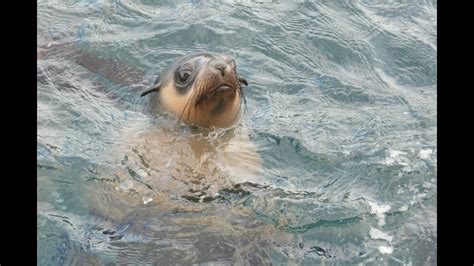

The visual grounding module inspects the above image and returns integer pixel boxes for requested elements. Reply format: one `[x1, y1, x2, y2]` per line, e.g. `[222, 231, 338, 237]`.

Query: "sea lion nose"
[214, 62, 227, 77]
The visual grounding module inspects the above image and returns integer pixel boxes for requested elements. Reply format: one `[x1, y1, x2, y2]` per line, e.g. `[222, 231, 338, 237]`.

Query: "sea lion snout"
[195, 57, 240, 100]
[213, 62, 228, 77]
[208, 56, 237, 80]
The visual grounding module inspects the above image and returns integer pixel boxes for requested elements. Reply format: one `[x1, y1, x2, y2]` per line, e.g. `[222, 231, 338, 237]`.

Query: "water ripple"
[38, 0, 436, 264]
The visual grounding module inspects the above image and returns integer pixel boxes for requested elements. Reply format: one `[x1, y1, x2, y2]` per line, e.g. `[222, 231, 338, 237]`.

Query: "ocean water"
[37, 0, 437, 264]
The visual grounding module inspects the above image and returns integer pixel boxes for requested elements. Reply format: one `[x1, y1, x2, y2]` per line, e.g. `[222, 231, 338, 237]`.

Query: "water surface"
[37, 1, 437, 264]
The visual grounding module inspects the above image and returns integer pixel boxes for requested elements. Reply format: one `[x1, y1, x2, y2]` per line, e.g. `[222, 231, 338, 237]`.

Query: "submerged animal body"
[141, 52, 248, 129]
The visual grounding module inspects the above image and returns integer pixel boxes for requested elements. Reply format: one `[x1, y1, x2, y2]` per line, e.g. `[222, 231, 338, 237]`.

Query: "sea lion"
[38, 42, 262, 199]
[140, 52, 248, 129]
[38, 42, 273, 263]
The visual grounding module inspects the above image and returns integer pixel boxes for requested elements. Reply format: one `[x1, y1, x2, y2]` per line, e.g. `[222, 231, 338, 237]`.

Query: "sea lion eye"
[177, 69, 192, 83]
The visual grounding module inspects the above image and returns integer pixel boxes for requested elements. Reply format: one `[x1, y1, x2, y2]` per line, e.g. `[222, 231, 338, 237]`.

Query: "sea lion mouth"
[194, 84, 237, 106]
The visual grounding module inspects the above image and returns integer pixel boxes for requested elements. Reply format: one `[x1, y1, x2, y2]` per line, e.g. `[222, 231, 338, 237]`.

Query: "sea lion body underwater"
[141, 52, 248, 129]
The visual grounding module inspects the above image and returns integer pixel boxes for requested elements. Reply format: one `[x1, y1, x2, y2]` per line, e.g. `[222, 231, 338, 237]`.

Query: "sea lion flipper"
[75, 52, 146, 86]
[38, 39, 146, 87]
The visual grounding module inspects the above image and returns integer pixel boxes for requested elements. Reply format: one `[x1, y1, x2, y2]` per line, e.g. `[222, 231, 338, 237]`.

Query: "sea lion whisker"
[236, 79, 247, 112]
[178, 90, 195, 124]
[191, 84, 201, 119]
[187, 91, 194, 121]
[179, 80, 203, 124]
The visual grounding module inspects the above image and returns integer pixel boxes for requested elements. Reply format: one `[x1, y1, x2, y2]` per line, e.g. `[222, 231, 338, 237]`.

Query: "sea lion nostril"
[215, 63, 226, 77]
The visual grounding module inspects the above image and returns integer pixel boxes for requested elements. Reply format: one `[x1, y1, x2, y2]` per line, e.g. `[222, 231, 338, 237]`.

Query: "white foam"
[143, 196, 153, 205]
[136, 168, 148, 178]
[418, 149, 433, 160]
[384, 150, 409, 166]
[367, 201, 391, 226]
[378, 245, 393, 254]
[369, 227, 393, 242]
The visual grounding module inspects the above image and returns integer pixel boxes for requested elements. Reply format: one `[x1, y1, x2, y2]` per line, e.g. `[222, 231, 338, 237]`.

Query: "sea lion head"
[141, 52, 248, 128]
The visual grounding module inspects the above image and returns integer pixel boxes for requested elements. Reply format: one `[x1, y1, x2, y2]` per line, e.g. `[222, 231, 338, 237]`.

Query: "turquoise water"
[37, 1, 437, 264]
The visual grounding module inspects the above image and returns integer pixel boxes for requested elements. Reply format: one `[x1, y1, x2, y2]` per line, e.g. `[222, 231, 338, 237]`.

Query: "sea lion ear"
[238, 76, 248, 86]
[140, 81, 161, 97]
